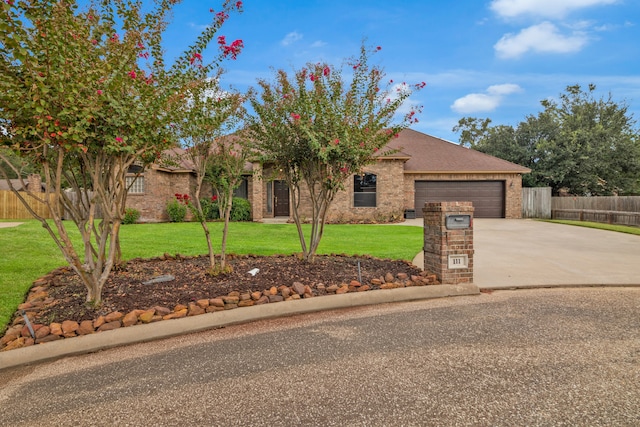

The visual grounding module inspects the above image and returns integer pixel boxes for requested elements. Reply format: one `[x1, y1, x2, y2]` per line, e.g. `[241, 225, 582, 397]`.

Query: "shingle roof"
[384, 128, 530, 174]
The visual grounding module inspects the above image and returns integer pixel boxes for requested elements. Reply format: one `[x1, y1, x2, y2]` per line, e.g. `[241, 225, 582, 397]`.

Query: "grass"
[540, 219, 640, 236]
[0, 220, 423, 333]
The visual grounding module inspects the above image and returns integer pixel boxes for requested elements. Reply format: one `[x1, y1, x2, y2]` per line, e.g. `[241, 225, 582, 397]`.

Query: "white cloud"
[490, 0, 619, 19]
[281, 31, 303, 46]
[310, 40, 327, 48]
[451, 84, 522, 114]
[494, 22, 588, 59]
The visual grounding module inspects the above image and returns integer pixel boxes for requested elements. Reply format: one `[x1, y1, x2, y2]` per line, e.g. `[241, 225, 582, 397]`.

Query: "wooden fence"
[551, 195, 640, 227]
[522, 187, 552, 219]
[0, 190, 55, 219]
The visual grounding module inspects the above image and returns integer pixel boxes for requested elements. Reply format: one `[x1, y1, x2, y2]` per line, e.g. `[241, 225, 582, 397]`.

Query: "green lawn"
[0, 220, 423, 333]
[540, 219, 640, 236]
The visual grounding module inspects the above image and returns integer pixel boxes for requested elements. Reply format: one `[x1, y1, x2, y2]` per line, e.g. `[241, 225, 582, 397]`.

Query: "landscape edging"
[0, 283, 479, 371]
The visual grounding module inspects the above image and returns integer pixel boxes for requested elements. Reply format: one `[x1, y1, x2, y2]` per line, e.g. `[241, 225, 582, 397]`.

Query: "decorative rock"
[385, 273, 394, 283]
[2, 337, 27, 351]
[357, 285, 371, 292]
[350, 280, 361, 287]
[228, 291, 240, 298]
[77, 321, 95, 335]
[371, 278, 382, 286]
[209, 298, 225, 308]
[163, 309, 187, 320]
[269, 286, 278, 295]
[268, 295, 284, 303]
[98, 321, 121, 332]
[18, 302, 32, 310]
[281, 287, 291, 298]
[290, 294, 301, 300]
[397, 273, 408, 280]
[188, 304, 205, 316]
[153, 306, 171, 316]
[206, 306, 225, 313]
[251, 291, 262, 301]
[326, 284, 339, 293]
[139, 309, 156, 323]
[256, 296, 269, 305]
[1, 326, 22, 345]
[238, 300, 254, 307]
[239, 293, 251, 302]
[93, 316, 106, 329]
[105, 311, 124, 323]
[316, 284, 326, 292]
[174, 304, 188, 312]
[151, 315, 163, 322]
[380, 283, 397, 290]
[292, 282, 306, 296]
[50, 322, 63, 336]
[222, 295, 239, 305]
[37, 334, 62, 343]
[122, 311, 139, 327]
[35, 325, 51, 339]
[223, 303, 238, 310]
[61, 320, 79, 335]
[336, 285, 349, 294]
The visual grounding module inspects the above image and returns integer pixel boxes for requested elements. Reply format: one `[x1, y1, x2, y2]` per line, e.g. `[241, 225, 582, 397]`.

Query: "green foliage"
[230, 197, 251, 221]
[0, 0, 243, 304]
[122, 208, 141, 225]
[166, 198, 187, 222]
[454, 84, 640, 196]
[248, 43, 424, 261]
[200, 197, 220, 220]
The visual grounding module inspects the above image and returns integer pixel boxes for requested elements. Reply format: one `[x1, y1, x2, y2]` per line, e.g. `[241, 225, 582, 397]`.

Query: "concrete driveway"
[408, 219, 640, 289]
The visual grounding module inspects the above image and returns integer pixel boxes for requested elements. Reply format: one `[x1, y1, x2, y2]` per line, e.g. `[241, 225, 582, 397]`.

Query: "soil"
[27, 254, 424, 326]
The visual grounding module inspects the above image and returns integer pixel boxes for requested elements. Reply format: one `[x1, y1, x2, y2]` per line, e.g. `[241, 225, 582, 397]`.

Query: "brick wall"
[404, 173, 523, 219]
[290, 159, 406, 223]
[423, 201, 474, 285]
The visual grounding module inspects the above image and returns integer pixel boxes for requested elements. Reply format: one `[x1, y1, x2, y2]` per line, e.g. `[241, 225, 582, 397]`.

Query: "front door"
[274, 180, 290, 217]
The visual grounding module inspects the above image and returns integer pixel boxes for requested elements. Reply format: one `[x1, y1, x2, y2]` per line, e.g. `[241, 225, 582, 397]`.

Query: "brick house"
[127, 129, 530, 222]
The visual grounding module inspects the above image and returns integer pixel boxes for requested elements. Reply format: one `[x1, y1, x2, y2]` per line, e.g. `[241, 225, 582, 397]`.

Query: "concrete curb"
[479, 283, 640, 291]
[0, 283, 479, 371]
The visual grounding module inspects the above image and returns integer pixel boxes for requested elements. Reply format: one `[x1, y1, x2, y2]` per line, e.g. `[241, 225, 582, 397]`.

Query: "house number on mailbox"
[448, 254, 468, 269]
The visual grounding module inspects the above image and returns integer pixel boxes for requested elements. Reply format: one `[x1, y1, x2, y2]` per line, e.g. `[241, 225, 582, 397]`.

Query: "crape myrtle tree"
[0, 0, 244, 304]
[454, 84, 640, 195]
[249, 45, 424, 262]
[172, 76, 245, 273]
[205, 132, 252, 271]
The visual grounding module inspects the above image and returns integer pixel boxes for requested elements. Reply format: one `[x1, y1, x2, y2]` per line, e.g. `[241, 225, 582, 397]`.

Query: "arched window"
[354, 173, 376, 207]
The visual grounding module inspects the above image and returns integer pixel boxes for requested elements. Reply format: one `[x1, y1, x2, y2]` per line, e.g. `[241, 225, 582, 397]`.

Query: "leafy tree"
[249, 45, 424, 262]
[0, 0, 243, 304]
[172, 77, 245, 273]
[452, 117, 492, 148]
[205, 133, 252, 271]
[454, 84, 640, 195]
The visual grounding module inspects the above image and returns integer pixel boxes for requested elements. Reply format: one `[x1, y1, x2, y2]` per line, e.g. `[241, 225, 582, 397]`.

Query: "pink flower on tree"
[290, 113, 301, 121]
[97, 89, 103, 95]
[323, 66, 330, 76]
[115, 137, 123, 143]
[128, 70, 137, 79]
[190, 52, 203, 65]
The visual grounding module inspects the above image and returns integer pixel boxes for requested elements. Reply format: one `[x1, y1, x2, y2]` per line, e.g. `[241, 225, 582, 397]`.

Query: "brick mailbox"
[423, 201, 474, 285]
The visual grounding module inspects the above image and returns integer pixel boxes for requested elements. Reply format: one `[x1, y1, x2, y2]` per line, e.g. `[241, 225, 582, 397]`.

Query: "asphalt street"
[1, 287, 639, 426]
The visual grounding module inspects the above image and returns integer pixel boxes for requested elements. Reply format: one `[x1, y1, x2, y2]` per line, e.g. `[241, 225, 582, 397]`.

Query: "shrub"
[230, 197, 251, 221]
[123, 208, 141, 225]
[200, 197, 220, 220]
[166, 197, 187, 222]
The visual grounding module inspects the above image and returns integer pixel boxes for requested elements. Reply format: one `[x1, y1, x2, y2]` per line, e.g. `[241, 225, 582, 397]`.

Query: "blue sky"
[164, 0, 640, 142]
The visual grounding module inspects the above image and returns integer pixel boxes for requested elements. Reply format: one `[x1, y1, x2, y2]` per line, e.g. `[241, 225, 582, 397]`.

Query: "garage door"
[414, 181, 505, 218]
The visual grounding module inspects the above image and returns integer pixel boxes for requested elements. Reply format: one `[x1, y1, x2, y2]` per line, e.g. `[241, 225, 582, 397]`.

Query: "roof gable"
[384, 129, 530, 173]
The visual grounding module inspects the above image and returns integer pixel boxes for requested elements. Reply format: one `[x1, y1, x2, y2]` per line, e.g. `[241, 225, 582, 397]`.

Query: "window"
[354, 173, 376, 207]
[126, 164, 144, 194]
[233, 177, 248, 199]
[126, 175, 144, 194]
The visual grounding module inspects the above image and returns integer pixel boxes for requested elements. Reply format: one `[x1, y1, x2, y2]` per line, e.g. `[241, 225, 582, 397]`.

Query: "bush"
[230, 197, 251, 221]
[166, 198, 187, 222]
[199, 197, 220, 220]
[123, 208, 141, 225]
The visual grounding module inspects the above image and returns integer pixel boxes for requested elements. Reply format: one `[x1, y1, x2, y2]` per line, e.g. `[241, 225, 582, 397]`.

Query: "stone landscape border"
[0, 282, 480, 370]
